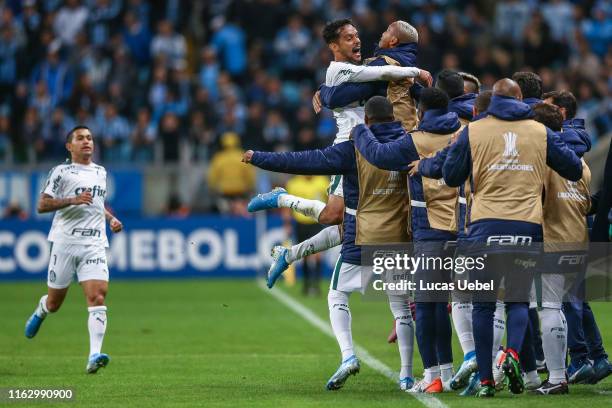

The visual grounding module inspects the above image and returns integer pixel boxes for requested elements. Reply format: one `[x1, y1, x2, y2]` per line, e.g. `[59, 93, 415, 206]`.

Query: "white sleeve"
[42, 167, 64, 198]
[349, 65, 421, 82]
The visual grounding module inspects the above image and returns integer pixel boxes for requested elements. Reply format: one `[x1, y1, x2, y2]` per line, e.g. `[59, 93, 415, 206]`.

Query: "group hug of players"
[242, 18, 612, 397]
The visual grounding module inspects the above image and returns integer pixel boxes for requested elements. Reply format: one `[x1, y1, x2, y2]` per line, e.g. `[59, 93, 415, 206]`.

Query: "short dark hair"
[66, 125, 91, 143]
[474, 90, 492, 114]
[419, 87, 449, 112]
[435, 69, 464, 99]
[542, 90, 577, 119]
[532, 103, 563, 132]
[322, 19, 354, 44]
[512, 71, 542, 99]
[459, 72, 481, 93]
[364, 96, 394, 123]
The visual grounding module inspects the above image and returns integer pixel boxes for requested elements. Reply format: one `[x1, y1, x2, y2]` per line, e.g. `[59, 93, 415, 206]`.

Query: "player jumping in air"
[24, 126, 123, 374]
[248, 19, 431, 288]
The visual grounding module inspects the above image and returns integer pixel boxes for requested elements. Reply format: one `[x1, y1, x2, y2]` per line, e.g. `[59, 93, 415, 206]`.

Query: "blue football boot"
[247, 188, 287, 212]
[267, 246, 290, 288]
[25, 312, 45, 339]
[326, 355, 360, 390]
[86, 353, 110, 374]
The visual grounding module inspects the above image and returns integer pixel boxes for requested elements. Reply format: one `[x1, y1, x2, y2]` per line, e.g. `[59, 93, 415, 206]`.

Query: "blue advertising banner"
[0, 169, 143, 218]
[0, 216, 286, 280]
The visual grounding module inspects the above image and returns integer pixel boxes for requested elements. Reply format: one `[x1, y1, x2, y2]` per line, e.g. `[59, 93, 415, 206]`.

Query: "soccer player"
[527, 102, 590, 394]
[352, 88, 461, 393]
[543, 90, 612, 385]
[247, 19, 431, 288]
[459, 72, 481, 95]
[441, 78, 583, 397]
[436, 70, 476, 126]
[410, 90, 508, 395]
[243, 97, 415, 391]
[24, 126, 123, 374]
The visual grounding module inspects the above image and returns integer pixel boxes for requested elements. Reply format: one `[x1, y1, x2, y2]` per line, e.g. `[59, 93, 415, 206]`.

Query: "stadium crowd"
[0, 0, 610, 165]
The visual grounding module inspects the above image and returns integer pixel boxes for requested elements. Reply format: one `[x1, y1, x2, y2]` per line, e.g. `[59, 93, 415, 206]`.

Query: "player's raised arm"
[349, 64, 431, 85]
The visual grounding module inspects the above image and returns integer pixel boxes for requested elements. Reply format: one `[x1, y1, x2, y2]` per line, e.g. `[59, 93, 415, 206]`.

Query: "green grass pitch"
[1, 279, 611, 407]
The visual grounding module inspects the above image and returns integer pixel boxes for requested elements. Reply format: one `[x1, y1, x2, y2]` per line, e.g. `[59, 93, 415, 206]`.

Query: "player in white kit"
[24, 126, 123, 374]
[247, 19, 430, 288]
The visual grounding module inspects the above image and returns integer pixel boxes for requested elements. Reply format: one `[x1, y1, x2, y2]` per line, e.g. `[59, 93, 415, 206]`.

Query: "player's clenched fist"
[109, 217, 123, 233]
[312, 90, 322, 114]
[417, 69, 433, 87]
[242, 150, 254, 163]
[72, 191, 93, 205]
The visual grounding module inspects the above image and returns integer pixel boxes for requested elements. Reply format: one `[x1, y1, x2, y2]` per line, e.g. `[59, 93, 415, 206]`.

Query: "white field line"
[256, 280, 448, 408]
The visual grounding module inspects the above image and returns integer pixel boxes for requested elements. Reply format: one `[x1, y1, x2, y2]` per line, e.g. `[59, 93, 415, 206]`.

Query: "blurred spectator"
[198, 47, 220, 98]
[122, 11, 152, 66]
[31, 44, 73, 107]
[0, 112, 11, 162]
[151, 19, 186, 69]
[274, 14, 312, 80]
[88, 0, 122, 47]
[581, 4, 612, 57]
[495, 0, 531, 43]
[207, 132, 255, 215]
[541, 0, 574, 42]
[210, 17, 247, 78]
[159, 112, 181, 162]
[263, 110, 290, 149]
[98, 104, 131, 162]
[188, 110, 214, 161]
[131, 107, 156, 162]
[53, 0, 89, 47]
[42, 108, 74, 161]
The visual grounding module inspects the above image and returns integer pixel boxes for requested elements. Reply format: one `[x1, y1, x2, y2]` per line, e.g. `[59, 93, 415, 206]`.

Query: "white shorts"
[47, 243, 109, 289]
[330, 256, 364, 293]
[530, 273, 564, 310]
[328, 175, 343, 197]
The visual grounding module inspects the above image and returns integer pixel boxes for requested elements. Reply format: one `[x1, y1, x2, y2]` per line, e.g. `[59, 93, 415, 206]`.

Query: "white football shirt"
[325, 61, 421, 144]
[42, 162, 109, 247]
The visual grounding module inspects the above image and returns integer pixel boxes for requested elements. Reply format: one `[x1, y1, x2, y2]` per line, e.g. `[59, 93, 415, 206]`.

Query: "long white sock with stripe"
[451, 301, 474, 355]
[389, 295, 414, 379]
[278, 194, 326, 222]
[35, 295, 49, 318]
[328, 289, 354, 361]
[493, 301, 506, 359]
[539, 307, 567, 384]
[286, 226, 341, 263]
[88, 306, 107, 357]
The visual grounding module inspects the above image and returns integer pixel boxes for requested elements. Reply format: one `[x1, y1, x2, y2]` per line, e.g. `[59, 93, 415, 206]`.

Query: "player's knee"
[88, 292, 106, 306]
[319, 205, 343, 225]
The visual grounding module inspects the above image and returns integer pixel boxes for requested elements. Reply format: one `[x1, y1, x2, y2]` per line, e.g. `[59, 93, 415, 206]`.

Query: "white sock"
[35, 295, 49, 318]
[389, 295, 414, 379]
[440, 363, 454, 382]
[525, 369, 540, 384]
[88, 306, 107, 357]
[278, 194, 326, 222]
[286, 226, 341, 263]
[539, 307, 567, 384]
[328, 289, 354, 361]
[493, 301, 506, 359]
[424, 366, 441, 383]
[451, 302, 474, 355]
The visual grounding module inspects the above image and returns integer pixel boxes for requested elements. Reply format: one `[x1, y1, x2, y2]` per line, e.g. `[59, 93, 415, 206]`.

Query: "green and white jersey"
[42, 162, 109, 247]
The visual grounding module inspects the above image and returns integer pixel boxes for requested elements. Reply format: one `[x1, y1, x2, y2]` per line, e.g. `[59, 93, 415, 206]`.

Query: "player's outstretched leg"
[248, 187, 327, 222]
[267, 226, 342, 288]
[82, 280, 110, 374]
[326, 288, 359, 390]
